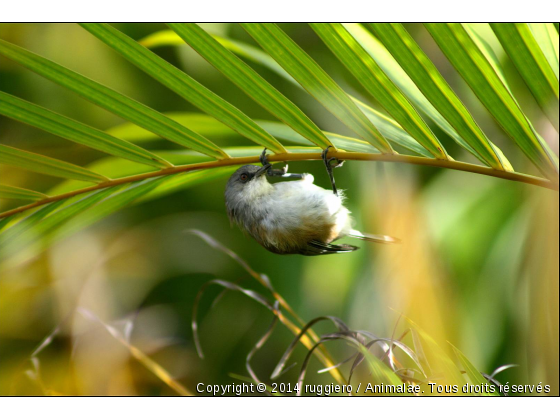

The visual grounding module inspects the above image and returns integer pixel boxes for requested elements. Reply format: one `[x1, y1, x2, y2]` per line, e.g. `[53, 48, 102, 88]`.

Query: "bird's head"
[225, 164, 273, 206]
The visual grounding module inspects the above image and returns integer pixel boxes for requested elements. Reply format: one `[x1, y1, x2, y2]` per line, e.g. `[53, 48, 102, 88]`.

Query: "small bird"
[224, 148, 400, 255]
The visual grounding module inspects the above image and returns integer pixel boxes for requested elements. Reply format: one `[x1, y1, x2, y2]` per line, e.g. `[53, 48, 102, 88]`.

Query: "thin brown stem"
[1, 152, 557, 219]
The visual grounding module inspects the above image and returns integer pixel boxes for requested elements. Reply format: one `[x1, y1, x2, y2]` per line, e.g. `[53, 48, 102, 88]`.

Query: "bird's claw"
[260, 148, 270, 167]
[260, 148, 282, 175]
[322, 146, 343, 196]
[260, 148, 303, 179]
[322, 146, 344, 169]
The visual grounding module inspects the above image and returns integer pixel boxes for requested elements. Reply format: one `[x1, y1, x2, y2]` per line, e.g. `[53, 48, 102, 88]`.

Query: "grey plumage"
[224, 164, 399, 256]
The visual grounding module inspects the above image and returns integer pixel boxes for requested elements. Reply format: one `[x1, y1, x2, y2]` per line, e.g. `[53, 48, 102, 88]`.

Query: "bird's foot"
[322, 146, 344, 196]
[259, 147, 271, 167]
[260, 148, 304, 179]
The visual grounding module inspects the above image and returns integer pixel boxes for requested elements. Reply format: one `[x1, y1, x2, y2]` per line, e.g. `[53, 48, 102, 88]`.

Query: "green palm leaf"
[167, 23, 332, 150]
[0, 184, 48, 201]
[138, 29, 300, 86]
[0, 144, 108, 183]
[0, 201, 66, 248]
[0, 91, 171, 169]
[346, 24, 514, 170]
[528, 23, 559, 80]
[1, 23, 558, 258]
[0, 38, 228, 160]
[241, 23, 394, 153]
[425, 23, 558, 179]
[368, 23, 512, 171]
[79, 23, 286, 154]
[311, 23, 448, 159]
[491, 23, 559, 131]
[137, 33, 431, 156]
[1, 187, 119, 263]
[108, 111, 432, 157]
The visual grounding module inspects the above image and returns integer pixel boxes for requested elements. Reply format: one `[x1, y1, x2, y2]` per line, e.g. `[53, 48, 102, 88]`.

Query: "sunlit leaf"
[368, 23, 512, 171]
[425, 23, 558, 179]
[528, 23, 559, 81]
[138, 30, 435, 157]
[464, 24, 558, 170]
[0, 184, 47, 201]
[0, 214, 15, 232]
[107, 112, 234, 142]
[168, 23, 332, 149]
[450, 343, 500, 396]
[80, 23, 285, 154]
[0, 91, 171, 169]
[241, 23, 394, 153]
[0, 200, 65, 247]
[1, 188, 118, 261]
[491, 23, 559, 131]
[311, 23, 448, 159]
[0, 144, 108, 183]
[0, 38, 228, 160]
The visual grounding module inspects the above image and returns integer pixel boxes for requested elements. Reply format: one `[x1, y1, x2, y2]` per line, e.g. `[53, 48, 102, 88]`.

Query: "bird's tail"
[347, 229, 401, 244]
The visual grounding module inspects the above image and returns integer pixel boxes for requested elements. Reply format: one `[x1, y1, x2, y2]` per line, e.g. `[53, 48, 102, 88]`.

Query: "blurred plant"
[188, 231, 522, 396]
[20, 230, 517, 396]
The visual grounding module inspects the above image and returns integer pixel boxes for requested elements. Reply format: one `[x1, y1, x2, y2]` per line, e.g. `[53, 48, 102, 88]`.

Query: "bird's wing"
[302, 240, 359, 256]
[347, 229, 401, 244]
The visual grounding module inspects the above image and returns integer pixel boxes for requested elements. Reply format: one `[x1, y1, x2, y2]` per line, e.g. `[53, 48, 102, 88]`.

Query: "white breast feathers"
[255, 174, 353, 247]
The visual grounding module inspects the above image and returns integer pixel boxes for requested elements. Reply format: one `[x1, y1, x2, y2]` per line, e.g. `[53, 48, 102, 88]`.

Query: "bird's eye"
[240, 173, 249, 182]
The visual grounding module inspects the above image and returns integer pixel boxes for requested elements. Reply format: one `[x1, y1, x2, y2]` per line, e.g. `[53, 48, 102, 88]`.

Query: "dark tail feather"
[347, 229, 401, 244]
[303, 240, 359, 255]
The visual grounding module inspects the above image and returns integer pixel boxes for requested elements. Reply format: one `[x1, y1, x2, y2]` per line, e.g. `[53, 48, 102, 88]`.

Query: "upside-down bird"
[224, 147, 400, 255]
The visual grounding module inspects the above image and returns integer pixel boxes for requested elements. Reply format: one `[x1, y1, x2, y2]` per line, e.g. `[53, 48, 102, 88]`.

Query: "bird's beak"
[255, 164, 271, 177]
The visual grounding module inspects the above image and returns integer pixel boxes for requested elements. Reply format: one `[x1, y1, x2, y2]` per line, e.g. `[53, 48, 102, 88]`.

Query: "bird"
[224, 148, 400, 256]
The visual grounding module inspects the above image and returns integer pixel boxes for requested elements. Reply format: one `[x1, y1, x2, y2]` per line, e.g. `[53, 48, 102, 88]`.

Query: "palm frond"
[0, 91, 171, 169]
[368, 23, 512, 170]
[311, 23, 447, 159]
[0, 184, 47, 201]
[79, 23, 286, 154]
[168, 23, 332, 150]
[425, 23, 558, 178]
[1, 23, 558, 263]
[491, 23, 559, 130]
[241, 23, 394, 153]
[0, 38, 228, 159]
[0, 144, 108, 183]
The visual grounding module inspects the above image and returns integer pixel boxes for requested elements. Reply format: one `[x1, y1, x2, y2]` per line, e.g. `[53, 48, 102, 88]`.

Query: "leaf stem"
[1, 151, 556, 219]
